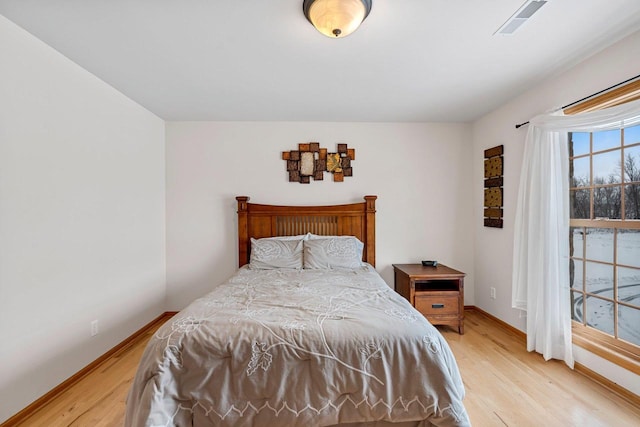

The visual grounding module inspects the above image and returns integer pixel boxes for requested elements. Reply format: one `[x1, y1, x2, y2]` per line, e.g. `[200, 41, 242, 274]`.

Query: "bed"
[125, 196, 470, 427]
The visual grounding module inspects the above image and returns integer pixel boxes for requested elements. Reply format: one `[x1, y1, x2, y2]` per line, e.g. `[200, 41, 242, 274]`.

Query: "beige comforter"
[125, 266, 470, 427]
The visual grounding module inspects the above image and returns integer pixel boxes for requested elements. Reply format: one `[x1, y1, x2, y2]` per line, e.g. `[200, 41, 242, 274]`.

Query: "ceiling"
[2, 0, 640, 122]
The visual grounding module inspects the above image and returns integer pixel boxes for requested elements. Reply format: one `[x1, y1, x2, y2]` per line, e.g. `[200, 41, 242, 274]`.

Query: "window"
[569, 124, 640, 367]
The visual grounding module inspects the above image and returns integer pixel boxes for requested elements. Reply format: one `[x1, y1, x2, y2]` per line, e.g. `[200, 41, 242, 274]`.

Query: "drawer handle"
[431, 303, 445, 309]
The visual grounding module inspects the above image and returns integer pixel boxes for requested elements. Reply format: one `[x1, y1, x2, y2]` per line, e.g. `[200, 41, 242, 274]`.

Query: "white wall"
[471, 29, 640, 395]
[0, 15, 166, 422]
[166, 121, 474, 309]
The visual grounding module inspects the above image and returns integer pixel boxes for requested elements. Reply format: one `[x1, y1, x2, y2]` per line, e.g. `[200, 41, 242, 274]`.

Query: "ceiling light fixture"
[494, 0, 547, 35]
[303, 0, 372, 38]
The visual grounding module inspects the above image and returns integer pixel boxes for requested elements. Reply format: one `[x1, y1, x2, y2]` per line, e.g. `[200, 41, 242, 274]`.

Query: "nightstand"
[392, 263, 466, 334]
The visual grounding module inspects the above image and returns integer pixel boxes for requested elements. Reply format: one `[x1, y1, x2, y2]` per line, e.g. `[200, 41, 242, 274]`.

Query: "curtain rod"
[514, 73, 640, 129]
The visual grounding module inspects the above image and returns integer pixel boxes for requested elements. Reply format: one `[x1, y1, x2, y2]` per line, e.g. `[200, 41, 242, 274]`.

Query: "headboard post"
[236, 196, 249, 268]
[365, 195, 377, 267]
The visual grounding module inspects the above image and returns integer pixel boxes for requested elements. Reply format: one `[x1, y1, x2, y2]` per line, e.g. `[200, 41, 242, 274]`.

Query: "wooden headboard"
[236, 196, 377, 268]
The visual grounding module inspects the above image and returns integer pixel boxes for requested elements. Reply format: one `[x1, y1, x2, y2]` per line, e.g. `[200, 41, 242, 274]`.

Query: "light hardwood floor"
[6, 310, 640, 427]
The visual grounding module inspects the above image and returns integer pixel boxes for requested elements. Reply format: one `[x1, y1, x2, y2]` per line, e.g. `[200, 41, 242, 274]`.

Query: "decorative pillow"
[250, 238, 303, 269]
[259, 234, 309, 242]
[303, 236, 364, 269]
[308, 234, 361, 241]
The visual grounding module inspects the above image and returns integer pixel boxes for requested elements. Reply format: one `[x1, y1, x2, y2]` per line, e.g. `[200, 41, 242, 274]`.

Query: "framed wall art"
[484, 145, 503, 228]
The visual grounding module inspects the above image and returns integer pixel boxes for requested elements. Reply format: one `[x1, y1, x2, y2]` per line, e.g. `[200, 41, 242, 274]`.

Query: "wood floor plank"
[7, 310, 640, 426]
[440, 310, 640, 427]
[9, 322, 163, 427]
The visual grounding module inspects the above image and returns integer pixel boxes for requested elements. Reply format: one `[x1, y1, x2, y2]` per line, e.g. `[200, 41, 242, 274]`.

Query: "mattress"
[125, 265, 470, 427]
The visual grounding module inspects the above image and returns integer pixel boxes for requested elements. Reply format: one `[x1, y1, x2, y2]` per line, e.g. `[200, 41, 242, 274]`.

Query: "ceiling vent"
[494, 0, 547, 35]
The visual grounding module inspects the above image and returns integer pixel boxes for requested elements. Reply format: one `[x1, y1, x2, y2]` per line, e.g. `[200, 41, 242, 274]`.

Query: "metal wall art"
[484, 145, 504, 228]
[283, 143, 355, 183]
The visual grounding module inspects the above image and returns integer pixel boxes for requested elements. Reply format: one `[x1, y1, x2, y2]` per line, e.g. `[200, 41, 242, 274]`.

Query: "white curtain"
[512, 98, 640, 369]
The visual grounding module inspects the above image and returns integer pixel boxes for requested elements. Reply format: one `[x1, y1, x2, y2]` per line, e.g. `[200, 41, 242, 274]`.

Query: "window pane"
[570, 132, 590, 156]
[592, 150, 622, 184]
[570, 227, 584, 258]
[617, 230, 640, 267]
[571, 290, 584, 323]
[618, 267, 640, 306]
[586, 296, 614, 335]
[570, 259, 583, 290]
[623, 185, 640, 219]
[593, 187, 621, 219]
[593, 129, 621, 152]
[618, 305, 640, 346]
[570, 156, 590, 187]
[585, 228, 614, 263]
[585, 261, 613, 297]
[570, 189, 590, 219]
[623, 145, 640, 183]
[624, 124, 640, 146]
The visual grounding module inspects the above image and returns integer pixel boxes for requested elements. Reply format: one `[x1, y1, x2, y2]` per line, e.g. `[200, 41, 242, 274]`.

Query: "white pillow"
[250, 238, 304, 269]
[258, 233, 309, 241]
[303, 236, 364, 269]
[308, 234, 361, 241]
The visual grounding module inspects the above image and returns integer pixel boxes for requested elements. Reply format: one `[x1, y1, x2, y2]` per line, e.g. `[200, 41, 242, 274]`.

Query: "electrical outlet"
[490, 287, 496, 299]
[91, 319, 99, 337]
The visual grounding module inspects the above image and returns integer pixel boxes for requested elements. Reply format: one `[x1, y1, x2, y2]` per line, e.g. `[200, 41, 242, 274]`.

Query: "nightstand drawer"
[415, 293, 459, 316]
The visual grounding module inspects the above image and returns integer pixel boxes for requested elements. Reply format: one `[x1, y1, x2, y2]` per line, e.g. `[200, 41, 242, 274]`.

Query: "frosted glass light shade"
[303, 0, 372, 38]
